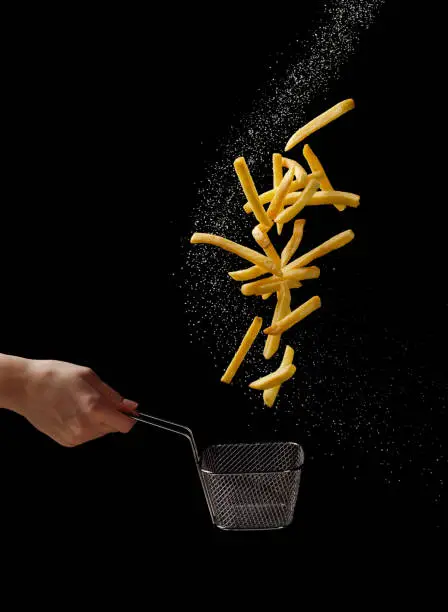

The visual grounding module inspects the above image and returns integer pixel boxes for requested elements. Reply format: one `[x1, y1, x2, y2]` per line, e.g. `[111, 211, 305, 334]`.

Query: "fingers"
[120, 398, 139, 413]
[95, 403, 135, 434]
[87, 373, 139, 414]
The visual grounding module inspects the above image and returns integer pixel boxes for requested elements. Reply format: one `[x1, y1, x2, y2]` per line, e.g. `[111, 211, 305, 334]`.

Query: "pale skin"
[0, 353, 137, 447]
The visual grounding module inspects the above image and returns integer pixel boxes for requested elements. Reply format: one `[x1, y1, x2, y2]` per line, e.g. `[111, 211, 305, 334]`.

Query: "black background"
[1, 1, 447, 569]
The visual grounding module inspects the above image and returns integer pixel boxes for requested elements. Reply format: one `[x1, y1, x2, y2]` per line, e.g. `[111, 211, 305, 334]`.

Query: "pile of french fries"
[191, 99, 359, 407]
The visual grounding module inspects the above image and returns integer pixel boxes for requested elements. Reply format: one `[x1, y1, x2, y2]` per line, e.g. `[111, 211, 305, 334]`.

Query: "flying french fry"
[275, 179, 320, 224]
[264, 345, 295, 407]
[249, 363, 296, 390]
[242, 277, 302, 296]
[228, 265, 266, 281]
[283, 230, 354, 272]
[252, 225, 282, 274]
[243, 181, 301, 213]
[267, 166, 295, 220]
[280, 190, 360, 208]
[264, 284, 291, 360]
[234, 157, 272, 228]
[221, 316, 263, 383]
[243, 171, 326, 214]
[190, 233, 276, 274]
[281, 219, 306, 266]
[273, 153, 283, 186]
[273, 153, 284, 235]
[264, 296, 321, 335]
[282, 157, 308, 184]
[241, 266, 318, 296]
[303, 143, 345, 212]
[285, 98, 355, 152]
[283, 266, 320, 281]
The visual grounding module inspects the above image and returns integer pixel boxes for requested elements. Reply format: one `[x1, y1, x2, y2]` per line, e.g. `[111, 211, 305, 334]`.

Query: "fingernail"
[121, 398, 139, 411]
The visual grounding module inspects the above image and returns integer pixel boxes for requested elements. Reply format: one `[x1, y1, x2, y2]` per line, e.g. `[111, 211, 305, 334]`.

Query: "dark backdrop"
[1, 1, 446, 565]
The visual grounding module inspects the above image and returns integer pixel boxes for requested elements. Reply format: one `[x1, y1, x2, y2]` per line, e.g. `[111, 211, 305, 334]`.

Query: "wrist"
[0, 353, 34, 415]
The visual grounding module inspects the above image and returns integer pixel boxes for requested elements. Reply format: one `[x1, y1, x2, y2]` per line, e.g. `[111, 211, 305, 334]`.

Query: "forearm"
[0, 353, 31, 414]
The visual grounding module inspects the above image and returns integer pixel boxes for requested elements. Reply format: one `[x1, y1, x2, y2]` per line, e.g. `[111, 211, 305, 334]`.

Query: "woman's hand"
[2, 355, 137, 447]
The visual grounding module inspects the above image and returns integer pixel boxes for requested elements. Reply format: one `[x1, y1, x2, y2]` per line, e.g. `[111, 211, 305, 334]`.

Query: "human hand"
[15, 359, 137, 447]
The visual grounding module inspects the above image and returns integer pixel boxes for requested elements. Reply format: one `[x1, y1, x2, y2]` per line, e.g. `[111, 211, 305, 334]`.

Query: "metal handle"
[132, 411, 200, 464]
[132, 411, 215, 524]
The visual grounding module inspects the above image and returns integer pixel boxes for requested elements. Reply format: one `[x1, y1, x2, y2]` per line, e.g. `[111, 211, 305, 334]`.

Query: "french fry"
[240, 275, 278, 295]
[228, 265, 266, 281]
[191, 233, 276, 274]
[307, 191, 359, 208]
[243, 180, 303, 213]
[282, 157, 308, 184]
[285, 98, 355, 152]
[242, 277, 302, 296]
[262, 292, 273, 300]
[249, 364, 296, 390]
[273, 153, 283, 186]
[275, 179, 320, 224]
[281, 219, 306, 266]
[264, 284, 291, 359]
[263, 345, 295, 408]
[252, 225, 282, 274]
[264, 296, 321, 335]
[273, 153, 284, 235]
[303, 143, 344, 212]
[234, 157, 272, 228]
[281, 190, 360, 208]
[267, 167, 295, 220]
[221, 316, 263, 384]
[283, 266, 320, 281]
[283, 230, 354, 272]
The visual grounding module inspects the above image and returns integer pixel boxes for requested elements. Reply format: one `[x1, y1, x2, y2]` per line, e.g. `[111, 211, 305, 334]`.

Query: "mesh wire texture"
[201, 442, 304, 530]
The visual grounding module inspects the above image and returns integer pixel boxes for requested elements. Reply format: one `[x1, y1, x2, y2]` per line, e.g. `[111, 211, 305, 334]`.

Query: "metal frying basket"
[133, 412, 304, 531]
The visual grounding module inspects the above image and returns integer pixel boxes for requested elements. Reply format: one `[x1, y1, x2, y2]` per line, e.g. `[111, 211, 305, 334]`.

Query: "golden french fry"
[283, 230, 354, 272]
[282, 157, 307, 183]
[249, 364, 296, 390]
[243, 172, 326, 214]
[242, 277, 302, 296]
[285, 98, 355, 152]
[273, 153, 283, 187]
[252, 225, 282, 274]
[275, 179, 320, 224]
[262, 292, 273, 300]
[221, 316, 263, 384]
[308, 191, 359, 208]
[281, 190, 359, 208]
[243, 180, 302, 213]
[234, 157, 272, 228]
[283, 266, 320, 281]
[281, 219, 306, 266]
[267, 167, 295, 219]
[190, 233, 276, 274]
[228, 265, 266, 281]
[264, 296, 321, 335]
[273, 153, 284, 235]
[241, 275, 278, 295]
[264, 284, 291, 359]
[264, 345, 295, 407]
[303, 143, 344, 212]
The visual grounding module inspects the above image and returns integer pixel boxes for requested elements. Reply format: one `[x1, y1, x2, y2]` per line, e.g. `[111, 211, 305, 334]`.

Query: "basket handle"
[132, 411, 200, 464]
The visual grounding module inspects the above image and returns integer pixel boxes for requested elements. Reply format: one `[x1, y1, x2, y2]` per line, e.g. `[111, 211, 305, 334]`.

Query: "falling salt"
[179, 0, 446, 505]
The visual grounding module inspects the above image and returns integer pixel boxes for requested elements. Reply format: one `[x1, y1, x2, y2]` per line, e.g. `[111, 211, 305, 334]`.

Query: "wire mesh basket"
[133, 412, 304, 531]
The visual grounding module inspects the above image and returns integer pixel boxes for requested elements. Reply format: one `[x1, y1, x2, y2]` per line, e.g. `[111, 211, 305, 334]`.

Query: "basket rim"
[199, 440, 305, 475]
